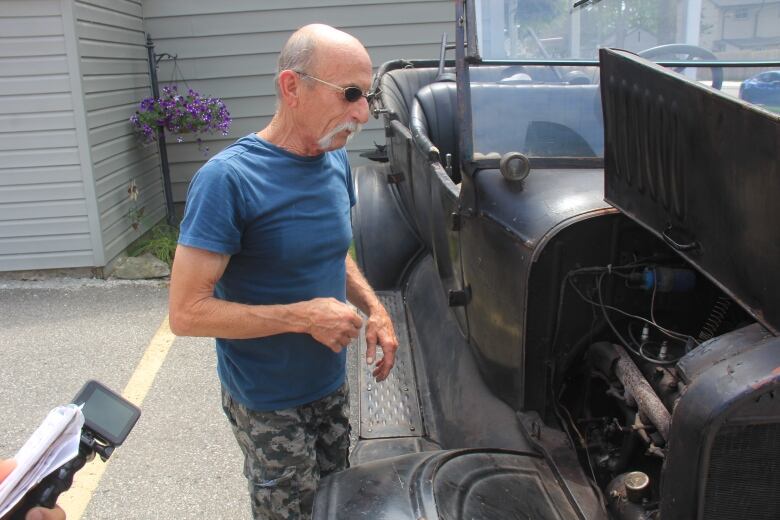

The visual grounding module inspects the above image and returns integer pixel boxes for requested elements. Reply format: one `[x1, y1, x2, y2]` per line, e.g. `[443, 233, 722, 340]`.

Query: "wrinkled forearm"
[345, 255, 383, 316]
[169, 295, 310, 339]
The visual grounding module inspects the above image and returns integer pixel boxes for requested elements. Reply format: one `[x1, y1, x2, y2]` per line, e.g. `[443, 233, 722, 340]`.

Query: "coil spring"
[698, 295, 732, 342]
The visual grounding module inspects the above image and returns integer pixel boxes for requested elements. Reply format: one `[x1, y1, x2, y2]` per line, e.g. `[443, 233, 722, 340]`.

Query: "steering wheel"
[637, 44, 723, 90]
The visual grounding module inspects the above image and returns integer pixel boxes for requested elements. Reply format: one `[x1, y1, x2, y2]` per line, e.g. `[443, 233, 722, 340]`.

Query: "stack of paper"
[0, 404, 84, 517]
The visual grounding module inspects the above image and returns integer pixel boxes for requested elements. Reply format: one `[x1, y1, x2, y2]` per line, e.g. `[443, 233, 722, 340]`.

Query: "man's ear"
[278, 70, 301, 108]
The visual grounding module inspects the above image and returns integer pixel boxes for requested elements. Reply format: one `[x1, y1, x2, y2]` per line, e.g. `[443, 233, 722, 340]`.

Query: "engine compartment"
[522, 213, 769, 519]
[460, 197, 776, 519]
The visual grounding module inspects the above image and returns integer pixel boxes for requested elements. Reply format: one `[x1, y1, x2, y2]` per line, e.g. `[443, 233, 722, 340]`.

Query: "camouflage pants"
[221, 384, 350, 520]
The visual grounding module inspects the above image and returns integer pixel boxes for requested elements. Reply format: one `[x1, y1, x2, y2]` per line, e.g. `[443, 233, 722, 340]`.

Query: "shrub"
[129, 224, 179, 267]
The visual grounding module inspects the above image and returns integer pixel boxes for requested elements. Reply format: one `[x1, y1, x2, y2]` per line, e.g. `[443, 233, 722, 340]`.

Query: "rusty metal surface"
[356, 291, 423, 438]
[613, 344, 671, 440]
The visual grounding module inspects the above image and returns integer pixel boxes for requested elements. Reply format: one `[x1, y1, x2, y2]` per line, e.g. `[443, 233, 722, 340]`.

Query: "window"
[735, 8, 749, 20]
[758, 71, 780, 82]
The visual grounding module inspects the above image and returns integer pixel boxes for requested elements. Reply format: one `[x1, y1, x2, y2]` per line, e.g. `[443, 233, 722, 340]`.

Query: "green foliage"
[129, 224, 179, 266]
[516, 0, 567, 23]
[578, 0, 671, 47]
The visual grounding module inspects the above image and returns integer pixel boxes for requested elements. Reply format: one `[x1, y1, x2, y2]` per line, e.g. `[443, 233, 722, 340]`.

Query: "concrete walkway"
[0, 278, 360, 519]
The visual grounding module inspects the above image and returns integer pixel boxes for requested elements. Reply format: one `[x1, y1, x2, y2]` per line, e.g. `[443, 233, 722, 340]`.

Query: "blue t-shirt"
[178, 134, 355, 411]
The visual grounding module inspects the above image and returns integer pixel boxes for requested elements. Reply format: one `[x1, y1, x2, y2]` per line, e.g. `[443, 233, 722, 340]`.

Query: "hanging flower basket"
[130, 85, 231, 146]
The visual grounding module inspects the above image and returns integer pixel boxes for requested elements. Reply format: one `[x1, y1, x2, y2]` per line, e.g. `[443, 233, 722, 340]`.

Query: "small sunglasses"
[295, 71, 378, 103]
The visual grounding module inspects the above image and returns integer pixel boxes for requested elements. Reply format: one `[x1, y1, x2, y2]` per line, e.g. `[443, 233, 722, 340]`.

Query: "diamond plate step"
[356, 291, 422, 438]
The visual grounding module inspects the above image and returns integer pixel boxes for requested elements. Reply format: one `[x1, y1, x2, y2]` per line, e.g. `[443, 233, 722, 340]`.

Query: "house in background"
[0, 0, 453, 274]
[0, 0, 159, 273]
[701, 0, 780, 52]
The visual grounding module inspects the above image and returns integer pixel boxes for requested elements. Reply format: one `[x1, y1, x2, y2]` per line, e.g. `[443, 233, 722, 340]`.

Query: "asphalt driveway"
[0, 277, 361, 519]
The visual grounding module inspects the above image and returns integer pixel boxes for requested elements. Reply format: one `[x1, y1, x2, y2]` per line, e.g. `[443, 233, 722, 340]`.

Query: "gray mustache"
[318, 121, 363, 149]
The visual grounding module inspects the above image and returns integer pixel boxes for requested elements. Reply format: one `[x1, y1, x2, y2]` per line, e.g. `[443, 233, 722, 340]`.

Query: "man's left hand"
[364, 308, 398, 382]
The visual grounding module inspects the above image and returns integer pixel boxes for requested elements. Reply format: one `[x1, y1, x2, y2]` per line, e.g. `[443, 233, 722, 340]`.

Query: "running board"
[356, 291, 423, 439]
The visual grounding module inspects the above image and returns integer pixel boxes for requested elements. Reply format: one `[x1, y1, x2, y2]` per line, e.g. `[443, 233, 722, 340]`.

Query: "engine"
[536, 219, 780, 520]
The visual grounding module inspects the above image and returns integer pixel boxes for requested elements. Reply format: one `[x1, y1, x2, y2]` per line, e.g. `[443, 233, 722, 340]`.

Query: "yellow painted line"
[120, 315, 177, 408]
[57, 315, 176, 519]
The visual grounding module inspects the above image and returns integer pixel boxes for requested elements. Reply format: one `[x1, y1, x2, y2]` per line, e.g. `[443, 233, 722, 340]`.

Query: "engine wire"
[627, 322, 682, 366]
[551, 261, 650, 355]
[549, 368, 608, 515]
[647, 269, 694, 343]
[565, 269, 697, 365]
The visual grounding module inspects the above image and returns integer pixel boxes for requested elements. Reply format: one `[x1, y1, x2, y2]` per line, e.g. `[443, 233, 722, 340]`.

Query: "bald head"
[264, 24, 372, 155]
[275, 24, 369, 98]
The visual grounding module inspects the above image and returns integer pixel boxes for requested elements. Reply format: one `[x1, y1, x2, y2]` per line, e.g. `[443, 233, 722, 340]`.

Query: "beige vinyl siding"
[141, 0, 454, 203]
[0, 0, 98, 271]
[74, 0, 165, 263]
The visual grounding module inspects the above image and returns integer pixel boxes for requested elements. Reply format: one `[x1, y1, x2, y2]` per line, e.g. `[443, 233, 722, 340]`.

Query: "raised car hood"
[599, 48, 780, 334]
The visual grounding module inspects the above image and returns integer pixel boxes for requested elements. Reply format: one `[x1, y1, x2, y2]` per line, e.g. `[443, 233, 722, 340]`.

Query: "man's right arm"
[168, 245, 362, 351]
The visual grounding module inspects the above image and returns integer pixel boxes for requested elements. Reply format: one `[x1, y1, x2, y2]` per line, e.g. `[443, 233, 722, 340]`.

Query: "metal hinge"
[450, 212, 461, 231]
[448, 286, 471, 307]
[450, 207, 474, 231]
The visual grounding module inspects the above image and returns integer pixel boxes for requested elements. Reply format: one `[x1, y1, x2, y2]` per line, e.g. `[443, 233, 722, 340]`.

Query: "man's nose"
[352, 97, 370, 124]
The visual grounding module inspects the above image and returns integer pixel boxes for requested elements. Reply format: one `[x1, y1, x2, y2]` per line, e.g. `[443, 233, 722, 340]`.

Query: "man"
[168, 24, 398, 520]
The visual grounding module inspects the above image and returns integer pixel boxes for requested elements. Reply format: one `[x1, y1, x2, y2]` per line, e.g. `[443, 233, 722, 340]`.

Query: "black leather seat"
[379, 67, 442, 127]
[410, 82, 460, 183]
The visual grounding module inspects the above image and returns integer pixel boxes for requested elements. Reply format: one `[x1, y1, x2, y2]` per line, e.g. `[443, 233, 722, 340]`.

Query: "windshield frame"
[458, 0, 780, 173]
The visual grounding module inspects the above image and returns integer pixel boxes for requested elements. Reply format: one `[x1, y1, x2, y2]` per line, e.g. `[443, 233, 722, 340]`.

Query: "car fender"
[352, 162, 424, 290]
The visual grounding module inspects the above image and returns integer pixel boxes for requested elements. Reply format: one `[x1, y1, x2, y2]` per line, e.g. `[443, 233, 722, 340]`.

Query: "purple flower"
[129, 84, 231, 145]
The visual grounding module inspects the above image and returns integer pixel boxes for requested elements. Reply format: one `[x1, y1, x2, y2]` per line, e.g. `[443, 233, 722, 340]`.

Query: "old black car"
[314, 1, 780, 518]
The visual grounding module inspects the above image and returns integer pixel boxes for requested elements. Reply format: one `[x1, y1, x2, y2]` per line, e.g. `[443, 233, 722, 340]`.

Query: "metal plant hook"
[154, 52, 191, 92]
[154, 52, 175, 66]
